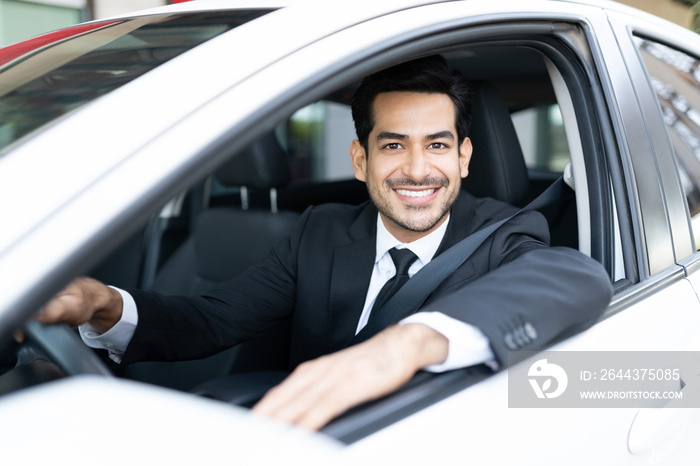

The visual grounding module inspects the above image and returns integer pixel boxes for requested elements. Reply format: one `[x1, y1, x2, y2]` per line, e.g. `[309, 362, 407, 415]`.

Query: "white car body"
[1, 0, 700, 463]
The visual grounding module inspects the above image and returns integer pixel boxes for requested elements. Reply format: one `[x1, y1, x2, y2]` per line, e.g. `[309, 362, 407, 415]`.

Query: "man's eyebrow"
[425, 130, 455, 141]
[376, 131, 408, 141]
[375, 130, 455, 142]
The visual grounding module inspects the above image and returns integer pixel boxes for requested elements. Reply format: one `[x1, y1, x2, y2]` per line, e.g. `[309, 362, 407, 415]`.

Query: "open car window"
[110, 20, 615, 442]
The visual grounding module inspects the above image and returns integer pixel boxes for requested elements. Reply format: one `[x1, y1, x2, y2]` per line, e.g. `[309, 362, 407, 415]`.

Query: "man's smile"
[395, 188, 437, 198]
[386, 176, 447, 206]
[392, 186, 443, 206]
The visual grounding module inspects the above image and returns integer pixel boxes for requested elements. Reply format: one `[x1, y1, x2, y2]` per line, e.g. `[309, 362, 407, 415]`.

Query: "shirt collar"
[375, 213, 450, 266]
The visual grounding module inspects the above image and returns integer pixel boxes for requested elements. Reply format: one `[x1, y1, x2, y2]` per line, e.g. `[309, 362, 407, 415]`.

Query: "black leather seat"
[462, 81, 530, 206]
[125, 132, 300, 391]
[464, 81, 577, 247]
[149, 134, 299, 296]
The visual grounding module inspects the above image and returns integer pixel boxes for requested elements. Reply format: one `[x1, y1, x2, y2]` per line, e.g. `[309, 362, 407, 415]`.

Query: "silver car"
[1, 0, 700, 463]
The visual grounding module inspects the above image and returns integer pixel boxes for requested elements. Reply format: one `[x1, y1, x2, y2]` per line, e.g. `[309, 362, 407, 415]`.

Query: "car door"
[463, 5, 700, 464]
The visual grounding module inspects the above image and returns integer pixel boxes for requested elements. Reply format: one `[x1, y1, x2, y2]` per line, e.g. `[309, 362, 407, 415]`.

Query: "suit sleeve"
[120, 207, 314, 365]
[421, 209, 613, 367]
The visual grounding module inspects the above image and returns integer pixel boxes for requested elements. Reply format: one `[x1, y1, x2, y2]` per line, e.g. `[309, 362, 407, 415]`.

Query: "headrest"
[461, 81, 529, 206]
[215, 132, 291, 189]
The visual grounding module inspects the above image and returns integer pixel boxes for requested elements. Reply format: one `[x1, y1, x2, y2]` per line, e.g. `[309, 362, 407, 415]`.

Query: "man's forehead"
[370, 91, 457, 137]
[372, 90, 452, 106]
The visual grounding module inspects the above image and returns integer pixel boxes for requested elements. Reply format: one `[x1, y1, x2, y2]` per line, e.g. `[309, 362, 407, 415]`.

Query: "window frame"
[261, 21, 615, 442]
[631, 33, 700, 261]
[605, 10, 698, 276]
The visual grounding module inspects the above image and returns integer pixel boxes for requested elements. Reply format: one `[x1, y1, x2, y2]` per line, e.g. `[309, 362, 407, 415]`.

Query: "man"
[38, 55, 612, 430]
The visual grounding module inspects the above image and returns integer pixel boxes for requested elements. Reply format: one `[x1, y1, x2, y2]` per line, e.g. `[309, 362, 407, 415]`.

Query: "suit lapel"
[327, 203, 377, 352]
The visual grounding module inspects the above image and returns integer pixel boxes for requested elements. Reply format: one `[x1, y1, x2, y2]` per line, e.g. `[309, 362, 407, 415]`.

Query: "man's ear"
[459, 137, 473, 179]
[350, 139, 367, 182]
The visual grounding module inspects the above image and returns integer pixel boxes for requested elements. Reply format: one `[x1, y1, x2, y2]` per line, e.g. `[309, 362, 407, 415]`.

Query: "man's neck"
[375, 212, 450, 266]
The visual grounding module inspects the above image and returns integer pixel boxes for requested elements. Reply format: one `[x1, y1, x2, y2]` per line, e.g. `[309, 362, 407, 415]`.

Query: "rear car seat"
[125, 132, 300, 391]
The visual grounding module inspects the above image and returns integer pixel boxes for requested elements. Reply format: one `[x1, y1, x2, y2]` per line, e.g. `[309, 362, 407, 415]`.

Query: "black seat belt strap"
[353, 177, 568, 343]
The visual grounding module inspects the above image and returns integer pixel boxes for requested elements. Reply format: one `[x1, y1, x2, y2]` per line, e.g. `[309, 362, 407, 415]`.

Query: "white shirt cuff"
[400, 311, 497, 372]
[79, 286, 138, 363]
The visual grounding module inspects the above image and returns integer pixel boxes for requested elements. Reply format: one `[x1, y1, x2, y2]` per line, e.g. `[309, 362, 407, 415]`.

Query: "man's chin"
[391, 212, 447, 234]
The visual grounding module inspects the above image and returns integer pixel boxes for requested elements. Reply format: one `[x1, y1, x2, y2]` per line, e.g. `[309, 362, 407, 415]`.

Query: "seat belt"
[353, 177, 568, 343]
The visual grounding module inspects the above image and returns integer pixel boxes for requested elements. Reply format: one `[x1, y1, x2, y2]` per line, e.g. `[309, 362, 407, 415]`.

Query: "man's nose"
[402, 148, 431, 180]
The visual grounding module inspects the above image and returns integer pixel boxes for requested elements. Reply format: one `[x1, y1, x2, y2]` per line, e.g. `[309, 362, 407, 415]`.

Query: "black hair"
[351, 55, 472, 152]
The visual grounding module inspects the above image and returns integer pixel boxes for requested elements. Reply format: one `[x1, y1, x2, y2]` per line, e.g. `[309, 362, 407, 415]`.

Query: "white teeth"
[396, 188, 436, 198]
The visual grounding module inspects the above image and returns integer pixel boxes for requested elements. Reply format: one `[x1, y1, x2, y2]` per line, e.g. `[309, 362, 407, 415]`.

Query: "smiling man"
[350, 91, 470, 242]
[38, 55, 612, 430]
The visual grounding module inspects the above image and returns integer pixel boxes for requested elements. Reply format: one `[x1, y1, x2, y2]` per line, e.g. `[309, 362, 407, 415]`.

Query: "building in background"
[616, 0, 698, 30]
[91, 0, 166, 20]
[0, 0, 87, 46]
[0, 0, 173, 47]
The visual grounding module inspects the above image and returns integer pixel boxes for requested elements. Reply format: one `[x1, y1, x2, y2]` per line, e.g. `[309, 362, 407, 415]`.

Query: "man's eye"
[430, 143, 448, 150]
[385, 143, 401, 150]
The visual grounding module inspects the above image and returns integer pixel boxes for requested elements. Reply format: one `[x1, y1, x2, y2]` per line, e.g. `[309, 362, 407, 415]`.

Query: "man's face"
[350, 92, 472, 243]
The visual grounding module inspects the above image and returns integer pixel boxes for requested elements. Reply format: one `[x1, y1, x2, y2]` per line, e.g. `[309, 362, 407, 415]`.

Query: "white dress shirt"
[365, 214, 495, 372]
[81, 214, 496, 371]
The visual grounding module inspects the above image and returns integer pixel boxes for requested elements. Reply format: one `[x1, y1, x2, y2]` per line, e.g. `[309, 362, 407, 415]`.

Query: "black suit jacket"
[123, 192, 612, 368]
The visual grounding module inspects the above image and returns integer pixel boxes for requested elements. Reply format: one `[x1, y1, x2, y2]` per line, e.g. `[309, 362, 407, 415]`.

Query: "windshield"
[0, 10, 271, 155]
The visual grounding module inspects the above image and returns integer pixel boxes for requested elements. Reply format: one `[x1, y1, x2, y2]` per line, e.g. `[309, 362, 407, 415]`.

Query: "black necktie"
[369, 248, 418, 321]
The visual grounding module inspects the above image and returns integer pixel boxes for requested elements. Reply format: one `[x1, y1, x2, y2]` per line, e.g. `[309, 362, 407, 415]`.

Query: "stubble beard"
[369, 177, 460, 233]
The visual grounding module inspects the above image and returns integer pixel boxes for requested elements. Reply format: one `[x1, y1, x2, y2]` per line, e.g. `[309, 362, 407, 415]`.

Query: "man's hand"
[252, 323, 448, 431]
[35, 277, 123, 334]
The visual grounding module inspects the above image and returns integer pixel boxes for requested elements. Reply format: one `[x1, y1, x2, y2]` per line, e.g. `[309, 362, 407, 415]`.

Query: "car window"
[0, 10, 271, 156]
[281, 100, 356, 183]
[635, 37, 700, 249]
[283, 99, 573, 183]
[512, 103, 570, 173]
[278, 100, 571, 186]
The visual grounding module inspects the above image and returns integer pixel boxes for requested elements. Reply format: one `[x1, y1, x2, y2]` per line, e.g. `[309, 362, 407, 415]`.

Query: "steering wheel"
[21, 320, 112, 376]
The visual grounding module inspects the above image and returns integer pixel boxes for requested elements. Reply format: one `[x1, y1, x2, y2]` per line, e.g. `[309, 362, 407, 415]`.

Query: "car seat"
[463, 81, 531, 206]
[125, 132, 300, 391]
[464, 81, 577, 247]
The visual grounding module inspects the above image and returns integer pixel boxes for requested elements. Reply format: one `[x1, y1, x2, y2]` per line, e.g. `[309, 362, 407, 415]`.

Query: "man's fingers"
[35, 295, 69, 323]
[35, 291, 82, 325]
[12, 329, 25, 343]
[253, 359, 353, 429]
[289, 383, 359, 431]
[253, 362, 331, 425]
[251, 325, 448, 430]
[31, 277, 122, 333]
[33, 278, 99, 327]
[252, 337, 408, 430]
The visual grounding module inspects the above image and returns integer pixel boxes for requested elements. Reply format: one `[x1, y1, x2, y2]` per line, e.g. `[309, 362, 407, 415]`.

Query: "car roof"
[111, 0, 669, 23]
[101, 0, 437, 20]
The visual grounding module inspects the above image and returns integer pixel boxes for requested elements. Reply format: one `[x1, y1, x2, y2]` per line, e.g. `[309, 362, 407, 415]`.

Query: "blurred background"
[0, 0, 698, 47]
[0, 0, 186, 46]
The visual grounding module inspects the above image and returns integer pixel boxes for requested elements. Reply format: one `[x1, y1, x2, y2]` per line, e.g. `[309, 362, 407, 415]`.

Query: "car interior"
[85, 43, 583, 393]
[1, 31, 607, 442]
